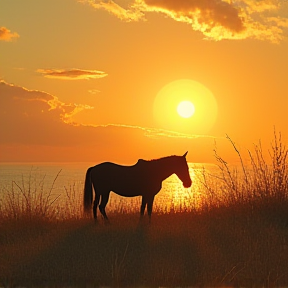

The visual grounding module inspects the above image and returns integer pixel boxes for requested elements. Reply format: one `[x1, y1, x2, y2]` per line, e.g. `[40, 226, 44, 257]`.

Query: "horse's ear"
[183, 151, 188, 158]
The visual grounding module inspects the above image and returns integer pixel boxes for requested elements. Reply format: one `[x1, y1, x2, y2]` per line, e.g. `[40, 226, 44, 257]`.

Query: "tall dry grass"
[0, 169, 62, 221]
[199, 130, 288, 218]
[0, 169, 86, 221]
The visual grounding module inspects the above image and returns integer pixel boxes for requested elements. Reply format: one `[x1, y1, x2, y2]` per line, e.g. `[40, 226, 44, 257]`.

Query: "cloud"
[37, 68, 108, 80]
[79, 0, 144, 21]
[236, 0, 288, 43]
[140, 0, 245, 37]
[0, 26, 19, 41]
[88, 89, 101, 94]
[0, 80, 220, 162]
[0, 80, 93, 139]
[267, 16, 288, 28]
[93, 123, 211, 140]
[80, 0, 288, 42]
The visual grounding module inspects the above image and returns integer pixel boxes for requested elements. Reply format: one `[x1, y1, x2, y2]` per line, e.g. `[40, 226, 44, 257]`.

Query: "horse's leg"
[147, 196, 155, 223]
[140, 196, 147, 217]
[93, 193, 100, 220]
[99, 192, 110, 220]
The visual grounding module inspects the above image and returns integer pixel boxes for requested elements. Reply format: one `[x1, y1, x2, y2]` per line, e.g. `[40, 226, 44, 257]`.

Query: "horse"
[83, 152, 192, 221]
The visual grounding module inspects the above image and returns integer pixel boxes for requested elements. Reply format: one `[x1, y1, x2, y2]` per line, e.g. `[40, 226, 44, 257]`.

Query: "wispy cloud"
[37, 68, 108, 80]
[88, 89, 101, 95]
[237, 0, 288, 43]
[0, 26, 19, 41]
[79, 0, 144, 21]
[80, 0, 288, 42]
[98, 123, 216, 140]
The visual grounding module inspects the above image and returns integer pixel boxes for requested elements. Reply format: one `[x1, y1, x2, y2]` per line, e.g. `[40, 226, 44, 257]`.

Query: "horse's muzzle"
[183, 179, 192, 188]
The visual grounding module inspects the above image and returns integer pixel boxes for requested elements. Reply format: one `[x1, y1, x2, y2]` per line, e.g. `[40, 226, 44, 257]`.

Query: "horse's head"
[175, 152, 192, 188]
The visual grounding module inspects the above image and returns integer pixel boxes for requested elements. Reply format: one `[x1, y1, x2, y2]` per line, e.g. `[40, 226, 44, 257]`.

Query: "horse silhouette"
[83, 152, 192, 221]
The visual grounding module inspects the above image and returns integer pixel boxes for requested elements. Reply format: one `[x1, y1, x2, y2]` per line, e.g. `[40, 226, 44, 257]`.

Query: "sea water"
[0, 162, 217, 214]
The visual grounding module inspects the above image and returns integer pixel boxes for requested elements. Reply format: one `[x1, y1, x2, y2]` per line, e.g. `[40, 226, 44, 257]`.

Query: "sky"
[0, 0, 287, 164]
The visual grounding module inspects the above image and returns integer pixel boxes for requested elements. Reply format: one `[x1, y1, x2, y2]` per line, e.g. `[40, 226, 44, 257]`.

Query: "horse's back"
[91, 162, 126, 180]
[90, 161, 150, 196]
[92, 160, 147, 175]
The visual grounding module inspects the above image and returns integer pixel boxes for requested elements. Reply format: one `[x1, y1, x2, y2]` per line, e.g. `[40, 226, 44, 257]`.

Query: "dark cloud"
[143, 0, 245, 33]
[0, 81, 90, 146]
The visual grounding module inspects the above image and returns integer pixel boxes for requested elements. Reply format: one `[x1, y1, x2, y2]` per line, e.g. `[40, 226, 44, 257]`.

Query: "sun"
[177, 101, 195, 118]
[153, 79, 218, 134]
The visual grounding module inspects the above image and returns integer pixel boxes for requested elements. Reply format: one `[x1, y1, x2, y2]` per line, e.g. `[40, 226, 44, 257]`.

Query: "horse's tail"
[83, 167, 93, 214]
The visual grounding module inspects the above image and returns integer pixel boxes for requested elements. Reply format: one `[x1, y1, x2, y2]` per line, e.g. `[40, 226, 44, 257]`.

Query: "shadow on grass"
[1, 215, 202, 287]
[2, 208, 288, 287]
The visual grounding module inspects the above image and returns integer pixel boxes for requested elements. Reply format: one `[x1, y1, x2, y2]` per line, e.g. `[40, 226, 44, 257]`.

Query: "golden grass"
[1, 130, 288, 287]
[1, 211, 288, 287]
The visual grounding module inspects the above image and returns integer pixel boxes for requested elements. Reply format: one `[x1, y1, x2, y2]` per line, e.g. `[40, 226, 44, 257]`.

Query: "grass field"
[1, 131, 288, 287]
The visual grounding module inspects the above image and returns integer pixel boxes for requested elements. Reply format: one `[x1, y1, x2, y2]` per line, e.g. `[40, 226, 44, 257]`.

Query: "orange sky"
[0, 0, 287, 164]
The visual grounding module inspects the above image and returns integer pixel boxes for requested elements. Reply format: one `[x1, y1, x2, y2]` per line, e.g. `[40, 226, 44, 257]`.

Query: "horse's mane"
[148, 155, 178, 162]
[137, 155, 179, 165]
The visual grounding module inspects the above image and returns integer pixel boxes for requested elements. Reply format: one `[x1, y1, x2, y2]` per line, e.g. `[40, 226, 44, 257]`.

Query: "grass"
[1, 130, 288, 287]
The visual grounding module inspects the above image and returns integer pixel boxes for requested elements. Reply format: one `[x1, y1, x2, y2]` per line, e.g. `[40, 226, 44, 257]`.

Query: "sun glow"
[177, 101, 195, 118]
[153, 79, 218, 134]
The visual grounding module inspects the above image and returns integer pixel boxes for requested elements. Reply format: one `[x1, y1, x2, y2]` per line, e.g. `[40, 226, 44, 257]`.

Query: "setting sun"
[153, 79, 218, 134]
[177, 101, 195, 118]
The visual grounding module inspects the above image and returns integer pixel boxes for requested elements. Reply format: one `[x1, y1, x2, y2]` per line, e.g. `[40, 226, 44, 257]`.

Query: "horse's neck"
[152, 158, 176, 181]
